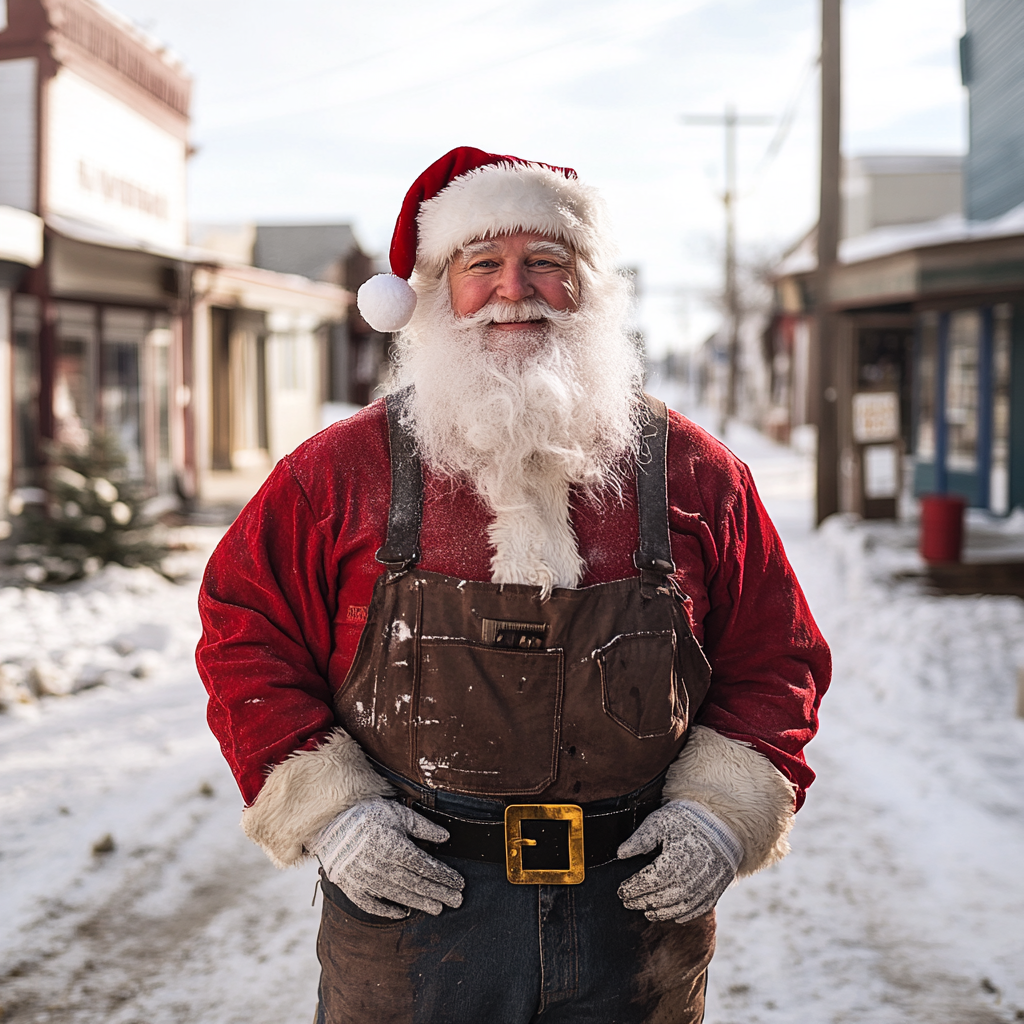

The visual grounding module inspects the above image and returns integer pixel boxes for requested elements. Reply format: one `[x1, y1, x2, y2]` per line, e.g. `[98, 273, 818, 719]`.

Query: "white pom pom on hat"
[355, 274, 418, 333]
[356, 146, 604, 333]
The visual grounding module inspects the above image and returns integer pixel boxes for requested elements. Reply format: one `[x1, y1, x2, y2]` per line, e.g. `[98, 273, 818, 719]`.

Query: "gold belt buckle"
[504, 804, 585, 885]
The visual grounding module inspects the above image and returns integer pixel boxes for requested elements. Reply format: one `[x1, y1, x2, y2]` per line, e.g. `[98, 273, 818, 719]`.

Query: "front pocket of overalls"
[319, 870, 423, 927]
[595, 630, 680, 738]
[415, 641, 564, 796]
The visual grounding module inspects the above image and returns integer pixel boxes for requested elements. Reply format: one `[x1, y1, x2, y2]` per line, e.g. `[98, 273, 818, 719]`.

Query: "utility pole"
[682, 105, 772, 433]
[815, 0, 841, 524]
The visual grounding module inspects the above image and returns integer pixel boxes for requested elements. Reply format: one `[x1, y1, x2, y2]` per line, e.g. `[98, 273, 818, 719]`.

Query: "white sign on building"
[852, 391, 900, 444]
[46, 68, 187, 250]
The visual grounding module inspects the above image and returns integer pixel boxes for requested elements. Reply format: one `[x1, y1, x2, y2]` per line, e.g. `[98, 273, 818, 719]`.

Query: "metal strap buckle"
[504, 804, 585, 885]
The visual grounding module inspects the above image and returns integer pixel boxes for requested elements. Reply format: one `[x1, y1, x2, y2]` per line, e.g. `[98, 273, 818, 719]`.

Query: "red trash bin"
[919, 494, 966, 563]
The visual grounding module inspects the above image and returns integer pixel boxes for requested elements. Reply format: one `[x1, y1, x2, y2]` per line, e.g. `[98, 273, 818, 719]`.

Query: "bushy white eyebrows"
[524, 240, 573, 262]
[460, 239, 502, 259]
[455, 239, 574, 263]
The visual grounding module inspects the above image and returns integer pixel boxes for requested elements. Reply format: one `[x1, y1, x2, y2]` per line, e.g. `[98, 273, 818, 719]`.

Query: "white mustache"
[458, 298, 575, 328]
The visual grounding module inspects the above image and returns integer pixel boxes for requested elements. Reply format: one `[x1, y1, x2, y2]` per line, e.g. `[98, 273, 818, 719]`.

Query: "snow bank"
[0, 565, 191, 711]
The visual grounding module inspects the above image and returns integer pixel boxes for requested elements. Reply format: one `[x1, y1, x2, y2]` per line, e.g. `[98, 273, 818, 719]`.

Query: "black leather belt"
[413, 796, 662, 874]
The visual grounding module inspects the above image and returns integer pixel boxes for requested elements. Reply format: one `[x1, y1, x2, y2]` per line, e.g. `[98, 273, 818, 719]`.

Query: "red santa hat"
[356, 146, 610, 333]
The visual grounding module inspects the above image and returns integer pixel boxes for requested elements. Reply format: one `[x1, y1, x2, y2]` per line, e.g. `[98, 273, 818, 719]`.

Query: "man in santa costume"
[197, 147, 830, 1024]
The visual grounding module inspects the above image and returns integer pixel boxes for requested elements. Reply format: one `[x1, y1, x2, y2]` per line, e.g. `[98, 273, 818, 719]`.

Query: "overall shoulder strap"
[634, 395, 676, 590]
[375, 386, 424, 570]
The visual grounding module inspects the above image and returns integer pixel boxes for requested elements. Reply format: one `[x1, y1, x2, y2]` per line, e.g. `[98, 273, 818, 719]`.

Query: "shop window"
[147, 316, 173, 494]
[914, 305, 1010, 512]
[210, 307, 231, 471]
[914, 312, 938, 461]
[54, 302, 98, 448]
[12, 294, 41, 486]
[945, 309, 980, 474]
[990, 304, 1012, 515]
[101, 308, 148, 480]
[230, 327, 266, 456]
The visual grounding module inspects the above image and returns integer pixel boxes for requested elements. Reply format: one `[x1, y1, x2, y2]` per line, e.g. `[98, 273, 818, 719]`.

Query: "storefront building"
[767, 1, 1024, 522]
[1, 0, 360, 512]
[189, 262, 349, 506]
[772, 219, 1024, 519]
[1, 0, 193, 501]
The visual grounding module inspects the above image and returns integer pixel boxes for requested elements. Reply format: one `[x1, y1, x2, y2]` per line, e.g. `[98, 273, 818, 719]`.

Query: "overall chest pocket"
[415, 641, 564, 796]
[594, 630, 684, 738]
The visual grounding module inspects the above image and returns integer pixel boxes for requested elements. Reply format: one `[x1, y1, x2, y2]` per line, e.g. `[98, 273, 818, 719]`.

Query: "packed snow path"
[1, 423, 1023, 1023]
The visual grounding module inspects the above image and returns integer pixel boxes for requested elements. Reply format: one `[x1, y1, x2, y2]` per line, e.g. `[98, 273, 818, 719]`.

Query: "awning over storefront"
[44, 211, 200, 263]
[0, 206, 44, 268]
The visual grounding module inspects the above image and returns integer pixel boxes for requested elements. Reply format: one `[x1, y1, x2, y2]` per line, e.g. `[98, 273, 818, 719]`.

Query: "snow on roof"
[776, 200, 1024, 278]
[847, 153, 963, 176]
[775, 228, 818, 278]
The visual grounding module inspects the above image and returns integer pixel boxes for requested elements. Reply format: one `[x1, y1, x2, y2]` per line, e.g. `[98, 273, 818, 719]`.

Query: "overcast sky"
[111, 0, 967, 354]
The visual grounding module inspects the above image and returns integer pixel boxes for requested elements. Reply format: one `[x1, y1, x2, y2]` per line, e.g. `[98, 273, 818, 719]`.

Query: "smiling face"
[447, 231, 580, 340]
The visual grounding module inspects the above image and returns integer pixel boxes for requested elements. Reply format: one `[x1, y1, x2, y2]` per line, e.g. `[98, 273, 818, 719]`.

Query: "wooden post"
[815, 0, 842, 525]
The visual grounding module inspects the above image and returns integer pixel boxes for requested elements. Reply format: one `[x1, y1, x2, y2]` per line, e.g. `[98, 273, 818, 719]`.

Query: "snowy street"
[2, 421, 1024, 1023]
[697, 420, 1024, 1024]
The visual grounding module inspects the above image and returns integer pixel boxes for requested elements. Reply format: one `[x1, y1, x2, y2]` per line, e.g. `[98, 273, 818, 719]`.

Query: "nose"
[494, 262, 533, 303]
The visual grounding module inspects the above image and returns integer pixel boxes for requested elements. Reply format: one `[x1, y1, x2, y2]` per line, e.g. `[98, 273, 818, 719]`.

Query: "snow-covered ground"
[0, 533, 324, 1023]
[689, 414, 1024, 1024]
[1, 413, 1023, 1023]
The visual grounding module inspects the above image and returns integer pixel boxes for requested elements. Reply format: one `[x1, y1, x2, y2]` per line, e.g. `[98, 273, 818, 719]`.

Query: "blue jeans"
[314, 788, 714, 1024]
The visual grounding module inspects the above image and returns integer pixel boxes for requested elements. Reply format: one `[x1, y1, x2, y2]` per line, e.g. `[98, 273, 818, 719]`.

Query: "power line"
[753, 52, 820, 177]
[680, 105, 773, 428]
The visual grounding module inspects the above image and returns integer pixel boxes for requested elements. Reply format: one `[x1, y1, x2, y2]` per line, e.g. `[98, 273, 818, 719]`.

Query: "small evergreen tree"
[4, 433, 171, 584]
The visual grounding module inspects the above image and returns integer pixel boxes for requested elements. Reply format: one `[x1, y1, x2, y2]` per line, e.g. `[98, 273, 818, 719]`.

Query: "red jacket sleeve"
[687, 461, 830, 809]
[197, 458, 339, 805]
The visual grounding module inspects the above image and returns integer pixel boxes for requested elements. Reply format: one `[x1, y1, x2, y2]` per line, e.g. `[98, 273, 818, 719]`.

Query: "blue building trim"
[1010, 303, 1024, 512]
[934, 312, 950, 494]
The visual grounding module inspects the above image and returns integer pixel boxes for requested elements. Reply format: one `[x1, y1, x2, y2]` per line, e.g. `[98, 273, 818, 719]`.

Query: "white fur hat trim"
[416, 163, 612, 274]
[356, 273, 418, 332]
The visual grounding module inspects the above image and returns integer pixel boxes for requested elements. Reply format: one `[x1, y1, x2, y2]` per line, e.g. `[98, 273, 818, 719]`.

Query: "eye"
[468, 258, 499, 270]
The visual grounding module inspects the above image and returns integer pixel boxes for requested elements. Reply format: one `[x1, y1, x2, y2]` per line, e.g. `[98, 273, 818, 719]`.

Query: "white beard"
[388, 265, 644, 596]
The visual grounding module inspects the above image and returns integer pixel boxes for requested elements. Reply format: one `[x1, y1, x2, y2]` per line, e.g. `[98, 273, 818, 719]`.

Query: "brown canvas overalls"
[316, 393, 718, 1024]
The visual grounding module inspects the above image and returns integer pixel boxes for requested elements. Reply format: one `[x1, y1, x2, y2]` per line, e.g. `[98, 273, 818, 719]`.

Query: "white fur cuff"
[240, 728, 394, 869]
[664, 725, 797, 877]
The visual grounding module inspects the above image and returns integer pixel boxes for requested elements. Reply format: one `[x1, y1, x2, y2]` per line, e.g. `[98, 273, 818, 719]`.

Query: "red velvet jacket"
[197, 400, 831, 810]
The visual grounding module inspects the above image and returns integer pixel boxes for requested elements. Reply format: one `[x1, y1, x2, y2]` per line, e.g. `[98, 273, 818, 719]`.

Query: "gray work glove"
[308, 797, 465, 919]
[617, 799, 743, 924]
